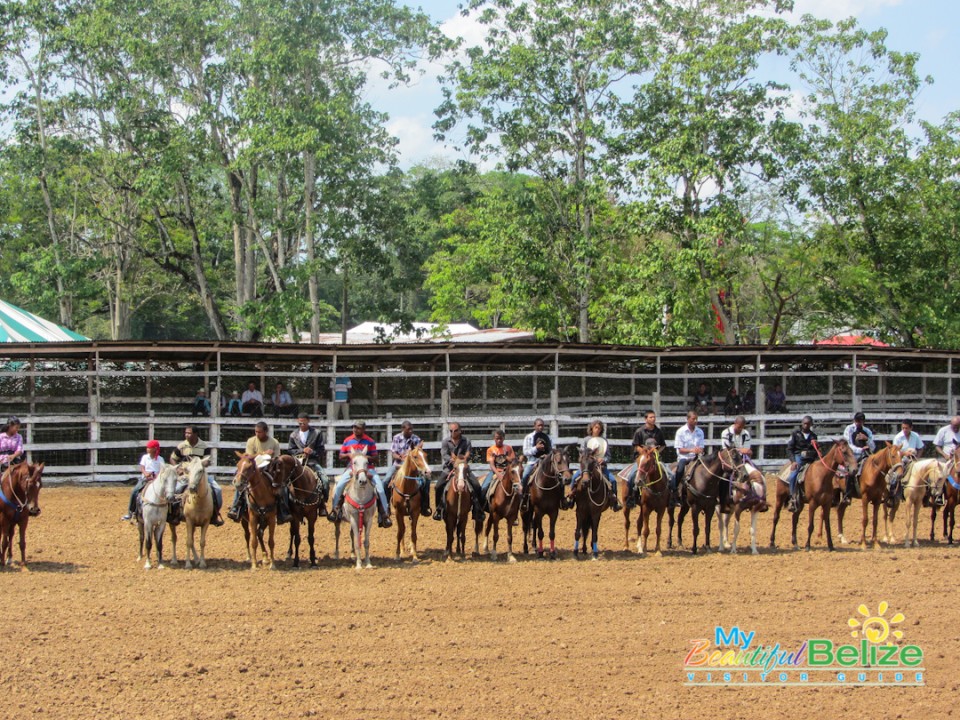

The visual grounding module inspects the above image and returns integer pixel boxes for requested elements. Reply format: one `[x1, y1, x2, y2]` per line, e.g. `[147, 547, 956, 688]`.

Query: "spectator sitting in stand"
[765, 384, 787, 413]
[225, 391, 242, 417]
[268, 382, 298, 419]
[241, 382, 264, 416]
[691, 382, 716, 415]
[190, 388, 211, 417]
[724, 387, 744, 415]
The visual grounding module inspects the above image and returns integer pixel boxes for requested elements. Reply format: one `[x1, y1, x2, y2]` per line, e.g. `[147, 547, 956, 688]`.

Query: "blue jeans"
[786, 454, 805, 494]
[570, 466, 617, 495]
[332, 469, 388, 514]
[520, 460, 538, 491]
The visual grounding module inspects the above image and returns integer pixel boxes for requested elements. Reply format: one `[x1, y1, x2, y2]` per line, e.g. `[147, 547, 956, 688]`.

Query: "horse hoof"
[365, 563, 373, 569]
[913, 541, 920, 548]
[167, 559, 177, 567]
[508, 554, 517, 563]
[157, 563, 165, 570]
[723, 542, 732, 551]
[730, 548, 737, 555]
[490, 553, 498, 561]
[144, 563, 151, 570]
[550, 551, 557, 560]
[839, 535, 849, 544]
[198, 561, 206, 569]
[184, 561, 192, 570]
[860, 543, 867, 550]
[751, 548, 759, 555]
[655, 550, 663, 558]
[591, 554, 598, 561]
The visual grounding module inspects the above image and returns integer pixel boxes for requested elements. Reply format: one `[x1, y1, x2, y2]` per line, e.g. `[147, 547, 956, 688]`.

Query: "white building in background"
[291, 322, 534, 345]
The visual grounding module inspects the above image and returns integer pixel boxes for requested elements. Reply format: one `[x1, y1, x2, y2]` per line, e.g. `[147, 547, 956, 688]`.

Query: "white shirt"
[843, 423, 875, 458]
[298, 429, 310, 445]
[139, 453, 165, 478]
[892, 430, 923, 453]
[674, 425, 705, 460]
[242, 388, 263, 404]
[934, 425, 960, 456]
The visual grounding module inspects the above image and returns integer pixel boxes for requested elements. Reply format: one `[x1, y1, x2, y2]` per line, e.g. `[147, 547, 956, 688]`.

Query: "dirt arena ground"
[1, 485, 957, 720]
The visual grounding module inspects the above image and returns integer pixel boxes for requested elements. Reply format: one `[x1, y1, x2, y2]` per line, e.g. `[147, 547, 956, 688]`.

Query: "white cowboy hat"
[586, 436, 608, 457]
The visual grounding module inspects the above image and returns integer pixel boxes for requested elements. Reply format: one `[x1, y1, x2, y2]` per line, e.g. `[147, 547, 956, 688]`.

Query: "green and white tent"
[0, 300, 88, 342]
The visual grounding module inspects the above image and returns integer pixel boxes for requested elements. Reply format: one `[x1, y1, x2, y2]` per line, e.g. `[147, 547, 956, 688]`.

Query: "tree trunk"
[304, 151, 321, 343]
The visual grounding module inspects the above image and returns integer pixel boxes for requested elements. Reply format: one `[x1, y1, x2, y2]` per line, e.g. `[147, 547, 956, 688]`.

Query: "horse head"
[186, 455, 212, 492]
[832, 438, 858, 478]
[553, 446, 574, 483]
[407, 444, 431, 476]
[156, 464, 179, 501]
[350, 450, 370, 486]
[12, 462, 44, 517]
[451, 452, 471, 491]
[233, 453, 256, 488]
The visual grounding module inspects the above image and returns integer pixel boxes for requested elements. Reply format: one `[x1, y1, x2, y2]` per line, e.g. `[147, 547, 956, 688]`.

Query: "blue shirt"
[332, 377, 351, 403]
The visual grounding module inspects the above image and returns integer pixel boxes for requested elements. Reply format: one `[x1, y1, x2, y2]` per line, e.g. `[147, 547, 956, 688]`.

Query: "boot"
[433, 485, 445, 521]
[326, 500, 343, 523]
[227, 491, 244, 522]
[626, 484, 637, 509]
[378, 500, 393, 528]
[276, 495, 292, 525]
[787, 490, 799, 513]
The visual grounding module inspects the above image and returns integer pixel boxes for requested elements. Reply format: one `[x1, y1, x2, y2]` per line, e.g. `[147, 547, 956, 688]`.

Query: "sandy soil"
[0, 486, 956, 720]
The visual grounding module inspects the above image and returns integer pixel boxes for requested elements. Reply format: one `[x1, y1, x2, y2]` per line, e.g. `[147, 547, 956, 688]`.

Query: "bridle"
[533, 449, 567, 492]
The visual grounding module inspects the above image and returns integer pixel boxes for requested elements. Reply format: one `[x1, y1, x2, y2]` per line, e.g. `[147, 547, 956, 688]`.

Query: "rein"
[0, 468, 25, 518]
[533, 453, 564, 492]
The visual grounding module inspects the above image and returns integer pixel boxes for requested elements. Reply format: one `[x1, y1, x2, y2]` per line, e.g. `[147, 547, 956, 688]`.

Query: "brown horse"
[620, 447, 669, 556]
[672, 448, 742, 555]
[234, 453, 277, 570]
[837, 443, 901, 549]
[930, 449, 960, 544]
[482, 455, 522, 562]
[444, 454, 480, 560]
[0, 462, 44, 569]
[278, 455, 323, 568]
[522, 446, 573, 559]
[572, 455, 612, 559]
[799, 440, 857, 551]
[391, 444, 431, 562]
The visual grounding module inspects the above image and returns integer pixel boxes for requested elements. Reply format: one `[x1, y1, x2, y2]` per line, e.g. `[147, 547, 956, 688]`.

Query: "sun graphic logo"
[848, 602, 905, 644]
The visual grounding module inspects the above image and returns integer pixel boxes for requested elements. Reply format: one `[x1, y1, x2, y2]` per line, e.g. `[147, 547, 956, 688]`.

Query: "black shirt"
[632, 426, 666, 452]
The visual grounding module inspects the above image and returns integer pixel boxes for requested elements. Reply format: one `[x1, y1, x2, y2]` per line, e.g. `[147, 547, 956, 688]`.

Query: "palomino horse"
[282, 456, 323, 568]
[521, 446, 573, 559]
[181, 456, 214, 569]
[835, 443, 901, 549]
[234, 453, 278, 570]
[572, 455, 613, 560]
[0, 461, 44, 569]
[482, 455, 522, 562]
[722, 464, 768, 555]
[391, 444, 431, 562]
[672, 448, 742, 555]
[137, 464, 179, 570]
[620, 447, 669, 556]
[341, 449, 375, 570]
[898, 458, 943, 547]
[444, 454, 480, 561]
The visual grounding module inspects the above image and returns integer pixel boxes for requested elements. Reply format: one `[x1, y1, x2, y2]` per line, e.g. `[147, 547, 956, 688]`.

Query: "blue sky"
[365, 0, 960, 168]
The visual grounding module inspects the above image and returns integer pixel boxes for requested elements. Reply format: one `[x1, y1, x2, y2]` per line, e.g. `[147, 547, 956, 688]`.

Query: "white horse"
[341, 450, 375, 570]
[898, 458, 944, 548]
[182, 456, 214, 569]
[137, 464, 179, 570]
[722, 467, 768, 555]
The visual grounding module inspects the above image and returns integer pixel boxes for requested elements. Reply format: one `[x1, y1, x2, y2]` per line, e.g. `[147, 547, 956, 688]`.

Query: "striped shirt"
[340, 433, 378, 462]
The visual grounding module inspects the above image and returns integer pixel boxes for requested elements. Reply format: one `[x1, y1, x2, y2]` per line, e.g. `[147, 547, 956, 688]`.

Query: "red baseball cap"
[146, 440, 160, 449]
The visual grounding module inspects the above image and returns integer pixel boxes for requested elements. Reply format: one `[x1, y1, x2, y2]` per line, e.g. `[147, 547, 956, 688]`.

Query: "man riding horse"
[932, 416, 960, 507]
[520, 418, 553, 504]
[842, 412, 875, 505]
[887, 419, 923, 506]
[389, 421, 430, 516]
[622, 411, 667, 508]
[170, 425, 224, 526]
[226, 422, 292, 524]
[329, 420, 392, 528]
[786, 416, 818, 513]
[671, 411, 704, 508]
[434, 422, 484, 522]
[288, 412, 327, 511]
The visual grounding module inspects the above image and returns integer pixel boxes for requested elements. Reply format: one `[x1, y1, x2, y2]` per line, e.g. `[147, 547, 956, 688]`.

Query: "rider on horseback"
[888, 419, 923, 506]
[388, 421, 430, 516]
[121, 439, 164, 521]
[434, 423, 484, 522]
[520, 418, 553, 503]
[481, 430, 517, 511]
[328, 421, 392, 528]
[170, 426, 224, 526]
[671, 411, 704, 508]
[226, 422, 293, 524]
[565, 420, 622, 512]
[720, 416, 753, 508]
[933, 416, 960, 507]
[842, 412, 875, 505]
[622, 411, 667, 508]
[0, 416, 24, 472]
[288, 412, 327, 512]
[786, 416, 818, 513]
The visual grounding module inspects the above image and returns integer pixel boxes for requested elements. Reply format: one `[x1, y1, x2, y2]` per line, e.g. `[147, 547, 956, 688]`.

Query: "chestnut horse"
[234, 453, 278, 570]
[482, 455, 522, 562]
[280, 455, 323, 568]
[391, 444, 431, 562]
[522, 446, 573, 559]
[629, 447, 670, 557]
[836, 443, 901, 549]
[444, 454, 479, 560]
[0, 461, 44, 569]
[672, 448, 742, 555]
[800, 439, 857, 551]
[572, 455, 612, 560]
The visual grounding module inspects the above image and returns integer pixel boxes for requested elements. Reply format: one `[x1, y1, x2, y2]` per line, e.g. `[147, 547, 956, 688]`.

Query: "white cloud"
[788, 0, 902, 22]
